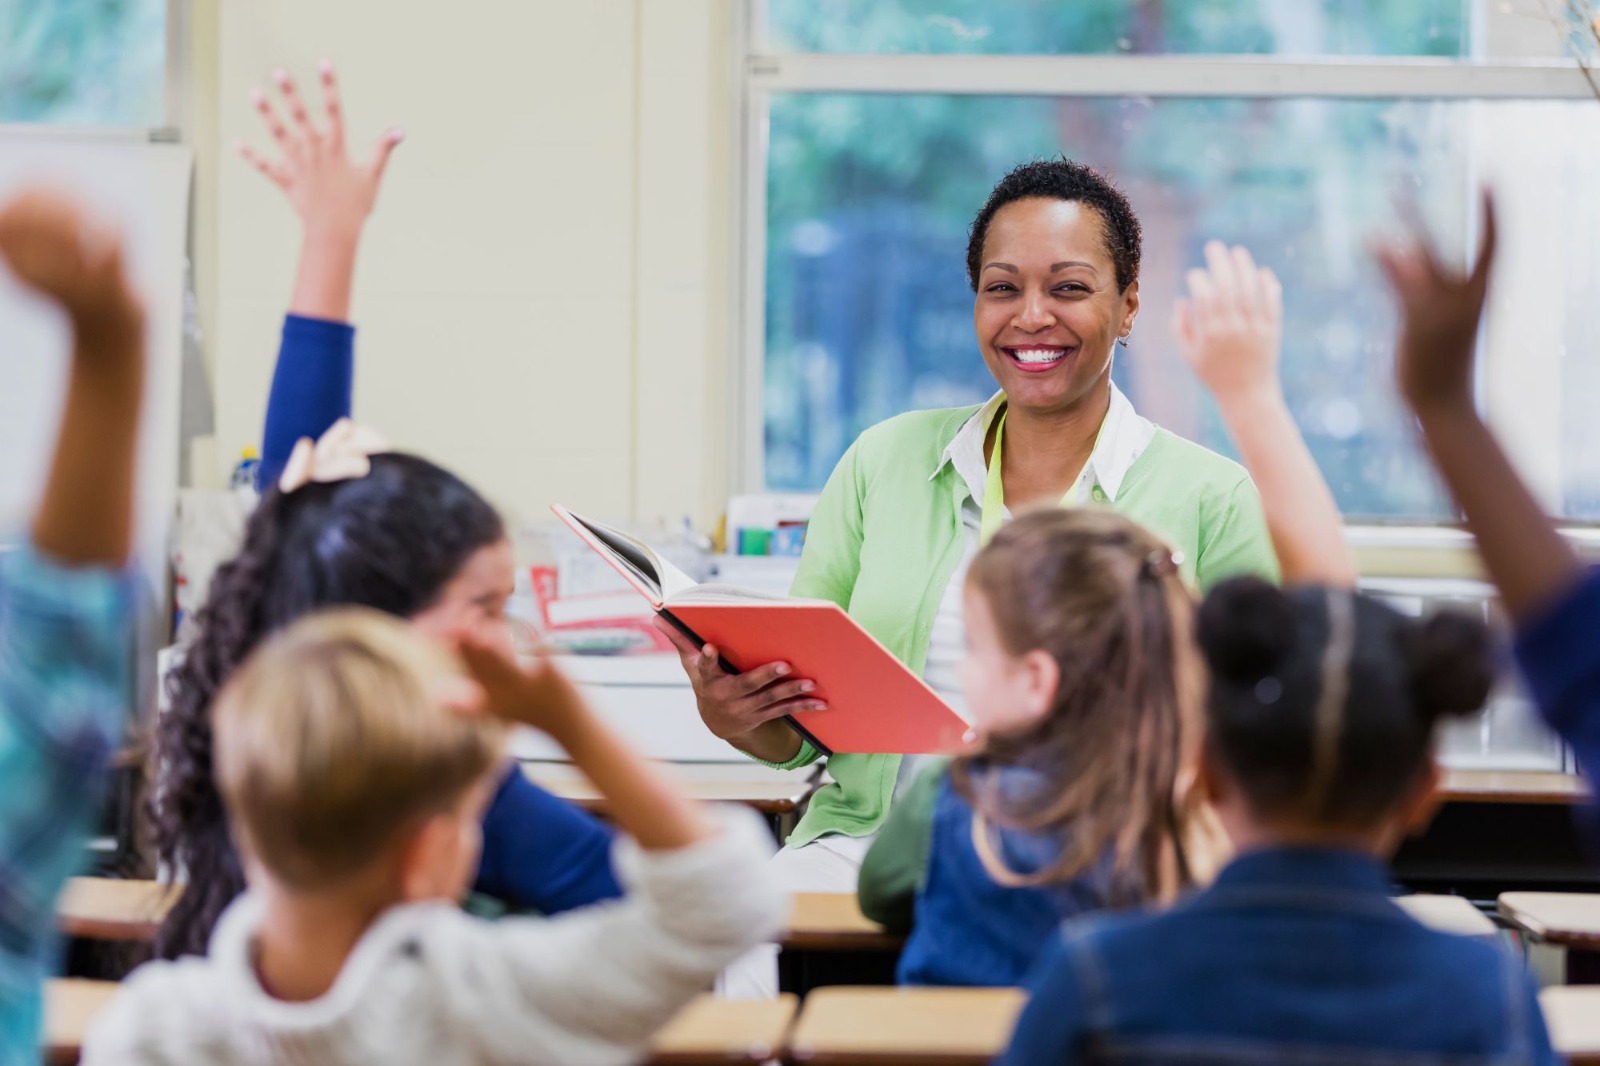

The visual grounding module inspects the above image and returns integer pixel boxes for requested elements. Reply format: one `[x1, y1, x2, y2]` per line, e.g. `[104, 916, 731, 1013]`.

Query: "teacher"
[660, 158, 1276, 927]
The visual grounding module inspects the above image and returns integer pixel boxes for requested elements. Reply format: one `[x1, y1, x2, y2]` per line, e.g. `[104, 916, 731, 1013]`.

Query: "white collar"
[930, 383, 1155, 507]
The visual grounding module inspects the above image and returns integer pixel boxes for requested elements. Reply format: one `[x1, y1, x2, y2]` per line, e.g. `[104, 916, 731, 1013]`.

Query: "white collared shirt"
[920, 384, 1157, 713]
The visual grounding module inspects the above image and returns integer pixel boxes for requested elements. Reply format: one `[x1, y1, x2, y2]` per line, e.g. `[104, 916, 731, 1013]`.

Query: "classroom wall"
[196, 0, 735, 537]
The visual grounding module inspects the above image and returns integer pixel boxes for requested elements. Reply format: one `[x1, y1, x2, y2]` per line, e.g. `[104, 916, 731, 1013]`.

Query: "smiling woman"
[661, 158, 1280, 997]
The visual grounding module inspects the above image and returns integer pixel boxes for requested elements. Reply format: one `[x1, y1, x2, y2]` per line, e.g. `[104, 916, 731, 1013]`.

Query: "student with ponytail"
[1000, 223, 1558, 1063]
[150, 66, 620, 960]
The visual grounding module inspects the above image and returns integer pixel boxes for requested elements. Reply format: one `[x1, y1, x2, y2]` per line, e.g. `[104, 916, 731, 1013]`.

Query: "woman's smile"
[1002, 343, 1078, 373]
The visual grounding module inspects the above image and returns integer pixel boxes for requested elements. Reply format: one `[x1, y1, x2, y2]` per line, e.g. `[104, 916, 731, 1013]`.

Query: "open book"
[553, 505, 973, 757]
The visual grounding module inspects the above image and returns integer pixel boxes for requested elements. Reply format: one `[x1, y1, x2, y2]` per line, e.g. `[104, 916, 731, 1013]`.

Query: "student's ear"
[1398, 758, 1445, 838]
[1196, 742, 1229, 806]
[398, 814, 457, 903]
[1017, 648, 1061, 725]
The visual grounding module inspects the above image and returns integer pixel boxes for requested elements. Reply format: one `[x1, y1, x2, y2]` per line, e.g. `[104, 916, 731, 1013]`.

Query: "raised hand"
[238, 62, 403, 238]
[1375, 191, 1496, 415]
[1173, 240, 1283, 404]
[0, 189, 142, 337]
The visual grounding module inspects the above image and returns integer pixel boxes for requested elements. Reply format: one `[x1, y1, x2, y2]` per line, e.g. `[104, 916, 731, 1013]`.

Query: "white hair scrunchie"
[277, 418, 392, 494]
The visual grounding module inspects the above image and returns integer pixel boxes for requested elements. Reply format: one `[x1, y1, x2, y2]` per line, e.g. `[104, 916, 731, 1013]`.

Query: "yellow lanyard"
[979, 407, 1101, 546]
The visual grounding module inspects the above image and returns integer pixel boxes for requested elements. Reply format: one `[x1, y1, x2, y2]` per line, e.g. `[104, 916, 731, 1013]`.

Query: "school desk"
[522, 759, 818, 838]
[44, 978, 118, 1065]
[648, 992, 799, 1066]
[1541, 986, 1600, 1066]
[785, 985, 1025, 1066]
[1500, 892, 1600, 983]
[1394, 772, 1598, 902]
[1394, 894, 1497, 937]
[56, 877, 177, 942]
[779, 893, 904, 995]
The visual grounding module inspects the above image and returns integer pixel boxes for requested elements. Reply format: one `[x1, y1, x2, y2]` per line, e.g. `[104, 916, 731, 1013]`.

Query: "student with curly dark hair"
[660, 158, 1279, 995]
[149, 65, 620, 960]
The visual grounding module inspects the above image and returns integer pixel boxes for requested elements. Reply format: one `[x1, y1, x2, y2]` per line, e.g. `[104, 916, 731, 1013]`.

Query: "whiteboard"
[0, 134, 192, 614]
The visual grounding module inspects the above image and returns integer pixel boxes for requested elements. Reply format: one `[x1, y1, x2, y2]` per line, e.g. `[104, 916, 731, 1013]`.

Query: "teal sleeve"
[1195, 476, 1281, 593]
[857, 760, 945, 934]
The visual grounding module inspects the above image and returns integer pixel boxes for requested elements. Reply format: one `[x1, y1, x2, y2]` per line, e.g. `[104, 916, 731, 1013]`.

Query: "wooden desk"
[1499, 893, 1600, 950]
[1500, 892, 1600, 983]
[783, 893, 904, 953]
[522, 760, 815, 819]
[786, 986, 1025, 1066]
[648, 993, 798, 1066]
[1395, 894, 1497, 937]
[779, 894, 905, 995]
[1543, 987, 1600, 1066]
[1440, 770, 1588, 806]
[44, 978, 118, 1066]
[56, 878, 177, 942]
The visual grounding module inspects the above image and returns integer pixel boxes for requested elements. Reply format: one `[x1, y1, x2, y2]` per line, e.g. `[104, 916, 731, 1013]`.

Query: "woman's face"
[972, 197, 1138, 417]
[410, 537, 517, 656]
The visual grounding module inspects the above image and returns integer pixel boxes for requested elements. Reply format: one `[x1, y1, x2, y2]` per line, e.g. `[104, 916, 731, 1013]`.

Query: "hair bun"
[1197, 576, 1298, 684]
[1409, 611, 1494, 721]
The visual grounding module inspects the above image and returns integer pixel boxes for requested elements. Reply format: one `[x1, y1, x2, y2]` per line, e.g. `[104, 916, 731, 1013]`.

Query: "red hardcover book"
[552, 505, 973, 756]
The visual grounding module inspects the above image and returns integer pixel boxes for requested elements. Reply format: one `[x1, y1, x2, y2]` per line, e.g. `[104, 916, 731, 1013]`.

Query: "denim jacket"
[1000, 847, 1559, 1066]
[897, 767, 1137, 987]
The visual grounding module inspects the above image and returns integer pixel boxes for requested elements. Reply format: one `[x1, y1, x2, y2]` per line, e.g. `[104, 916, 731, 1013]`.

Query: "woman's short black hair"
[966, 158, 1143, 294]
[1196, 578, 1493, 829]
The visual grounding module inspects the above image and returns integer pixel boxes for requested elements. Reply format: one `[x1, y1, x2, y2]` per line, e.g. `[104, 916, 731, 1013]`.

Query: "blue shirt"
[0, 545, 131, 1063]
[1514, 567, 1600, 844]
[1001, 847, 1559, 1066]
[899, 769, 1134, 987]
[257, 314, 623, 914]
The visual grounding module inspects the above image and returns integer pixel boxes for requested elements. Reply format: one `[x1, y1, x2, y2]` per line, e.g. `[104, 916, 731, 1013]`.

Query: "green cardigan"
[769, 404, 1278, 847]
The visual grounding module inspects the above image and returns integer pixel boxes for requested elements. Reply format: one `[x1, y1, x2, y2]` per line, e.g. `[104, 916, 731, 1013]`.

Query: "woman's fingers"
[318, 61, 345, 151]
[744, 696, 827, 725]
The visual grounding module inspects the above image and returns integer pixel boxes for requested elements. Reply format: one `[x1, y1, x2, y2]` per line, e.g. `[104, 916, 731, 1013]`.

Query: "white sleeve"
[432, 806, 786, 1066]
[79, 960, 205, 1066]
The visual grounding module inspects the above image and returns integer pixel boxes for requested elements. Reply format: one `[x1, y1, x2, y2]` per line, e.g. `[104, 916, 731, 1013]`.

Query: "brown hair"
[211, 608, 505, 890]
[951, 507, 1204, 904]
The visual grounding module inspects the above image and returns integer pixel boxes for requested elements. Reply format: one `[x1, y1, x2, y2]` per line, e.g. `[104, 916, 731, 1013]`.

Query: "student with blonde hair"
[86, 611, 784, 1064]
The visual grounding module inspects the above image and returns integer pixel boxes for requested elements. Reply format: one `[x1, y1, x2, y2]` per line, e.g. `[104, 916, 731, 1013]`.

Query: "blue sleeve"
[259, 314, 355, 490]
[997, 932, 1091, 1066]
[1513, 569, 1600, 789]
[473, 763, 624, 913]
[1520, 971, 1561, 1066]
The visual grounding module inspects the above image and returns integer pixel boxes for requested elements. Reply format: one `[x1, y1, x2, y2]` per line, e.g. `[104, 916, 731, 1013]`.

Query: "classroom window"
[743, 1, 1600, 522]
[0, 0, 167, 125]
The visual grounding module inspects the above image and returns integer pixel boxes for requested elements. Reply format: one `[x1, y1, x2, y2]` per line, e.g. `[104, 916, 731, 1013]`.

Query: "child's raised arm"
[1376, 193, 1579, 621]
[1175, 241, 1355, 589]
[0, 191, 144, 565]
[456, 640, 714, 851]
[241, 63, 403, 488]
[239, 63, 402, 322]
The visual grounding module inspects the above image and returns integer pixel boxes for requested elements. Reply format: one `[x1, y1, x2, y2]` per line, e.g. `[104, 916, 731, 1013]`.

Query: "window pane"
[762, 0, 1469, 58]
[762, 93, 1600, 521]
[0, 0, 166, 124]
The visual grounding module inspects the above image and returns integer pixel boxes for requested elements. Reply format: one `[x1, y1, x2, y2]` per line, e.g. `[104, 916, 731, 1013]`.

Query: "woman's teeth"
[1008, 347, 1069, 365]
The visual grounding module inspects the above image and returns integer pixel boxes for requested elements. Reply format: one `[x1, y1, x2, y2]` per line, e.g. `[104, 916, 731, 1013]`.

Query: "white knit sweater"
[82, 809, 784, 1065]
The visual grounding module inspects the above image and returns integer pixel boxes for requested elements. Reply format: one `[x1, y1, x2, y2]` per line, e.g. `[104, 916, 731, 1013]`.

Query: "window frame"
[733, 4, 1600, 569]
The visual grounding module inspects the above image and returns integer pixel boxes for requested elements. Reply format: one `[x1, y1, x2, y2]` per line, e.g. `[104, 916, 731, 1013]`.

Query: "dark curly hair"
[149, 452, 505, 959]
[966, 158, 1142, 293]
